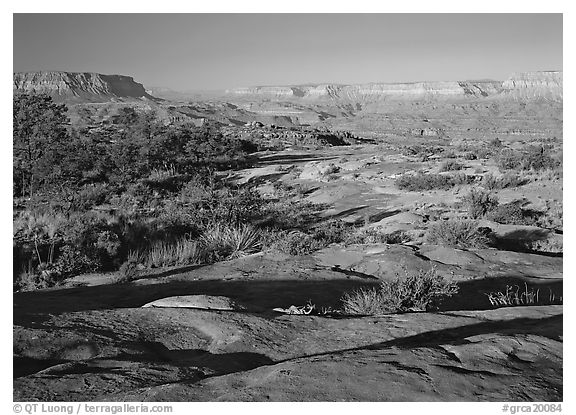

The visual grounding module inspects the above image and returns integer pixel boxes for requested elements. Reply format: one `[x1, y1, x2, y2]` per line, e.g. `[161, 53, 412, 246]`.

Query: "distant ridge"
[227, 71, 562, 102]
[13, 71, 160, 102]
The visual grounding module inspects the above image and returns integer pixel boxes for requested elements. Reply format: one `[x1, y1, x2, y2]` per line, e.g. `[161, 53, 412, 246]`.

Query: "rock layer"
[228, 72, 562, 102]
[13, 71, 158, 102]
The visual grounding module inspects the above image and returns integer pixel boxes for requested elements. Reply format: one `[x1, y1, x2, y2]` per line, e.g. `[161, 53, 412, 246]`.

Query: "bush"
[485, 202, 539, 226]
[496, 147, 561, 172]
[524, 237, 563, 254]
[537, 201, 563, 231]
[116, 254, 141, 283]
[341, 267, 459, 315]
[426, 220, 492, 249]
[265, 230, 325, 256]
[345, 228, 411, 245]
[340, 287, 384, 315]
[311, 220, 352, 244]
[481, 173, 525, 190]
[460, 188, 498, 219]
[439, 160, 465, 172]
[395, 173, 470, 191]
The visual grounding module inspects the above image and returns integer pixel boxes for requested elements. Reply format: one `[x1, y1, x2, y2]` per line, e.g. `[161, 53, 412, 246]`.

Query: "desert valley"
[13, 68, 563, 402]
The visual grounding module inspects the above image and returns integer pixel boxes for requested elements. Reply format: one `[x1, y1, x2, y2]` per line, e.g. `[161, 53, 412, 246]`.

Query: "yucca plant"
[200, 223, 262, 262]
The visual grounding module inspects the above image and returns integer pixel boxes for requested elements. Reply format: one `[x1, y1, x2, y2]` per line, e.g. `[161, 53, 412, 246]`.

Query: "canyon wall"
[227, 72, 562, 102]
[13, 72, 158, 102]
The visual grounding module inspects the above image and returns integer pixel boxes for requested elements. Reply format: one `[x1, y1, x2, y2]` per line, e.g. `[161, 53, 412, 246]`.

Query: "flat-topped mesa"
[502, 71, 563, 100]
[228, 80, 503, 101]
[227, 72, 563, 102]
[13, 71, 158, 102]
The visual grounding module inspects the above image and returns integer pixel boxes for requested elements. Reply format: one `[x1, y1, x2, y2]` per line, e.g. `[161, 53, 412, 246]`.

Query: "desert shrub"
[481, 172, 525, 190]
[340, 287, 384, 315]
[496, 149, 521, 170]
[463, 152, 478, 160]
[476, 148, 493, 160]
[266, 230, 325, 256]
[341, 267, 459, 315]
[537, 201, 563, 230]
[426, 220, 492, 249]
[311, 220, 352, 244]
[15, 266, 59, 291]
[485, 202, 539, 226]
[496, 147, 561, 172]
[439, 160, 465, 172]
[115, 252, 142, 283]
[395, 173, 469, 191]
[321, 163, 341, 176]
[489, 137, 503, 148]
[146, 238, 201, 268]
[451, 172, 472, 185]
[260, 200, 326, 230]
[345, 228, 411, 245]
[518, 146, 561, 171]
[524, 237, 563, 254]
[200, 223, 262, 262]
[74, 183, 111, 210]
[51, 245, 100, 278]
[460, 188, 498, 219]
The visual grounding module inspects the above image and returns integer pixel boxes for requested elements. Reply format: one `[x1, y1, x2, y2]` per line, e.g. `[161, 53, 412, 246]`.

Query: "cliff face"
[228, 81, 502, 100]
[13, 72, 158, 102]
[227, 72, 562, 102]
[502, 71, 563, 100]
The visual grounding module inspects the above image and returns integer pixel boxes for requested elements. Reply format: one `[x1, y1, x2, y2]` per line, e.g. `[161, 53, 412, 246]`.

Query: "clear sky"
[13, 13, 563, 91]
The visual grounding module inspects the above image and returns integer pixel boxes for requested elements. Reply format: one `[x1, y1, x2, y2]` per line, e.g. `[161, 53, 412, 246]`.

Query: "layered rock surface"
[228, 72, 562, 102]
[13, 72, 158, 102]
[13, 247, 562, 401]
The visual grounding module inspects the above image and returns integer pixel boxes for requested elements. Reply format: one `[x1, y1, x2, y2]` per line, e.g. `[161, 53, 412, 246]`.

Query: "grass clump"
[426, 219, 491, 249]
[146, 238, 201, 268]
[485, 282, 562, 308]
[200, 223, 262, 262]
[341, 267, 459, 315]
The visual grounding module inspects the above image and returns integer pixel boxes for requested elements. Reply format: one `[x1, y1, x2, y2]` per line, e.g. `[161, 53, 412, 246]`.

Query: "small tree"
[13, 93, 70, 197]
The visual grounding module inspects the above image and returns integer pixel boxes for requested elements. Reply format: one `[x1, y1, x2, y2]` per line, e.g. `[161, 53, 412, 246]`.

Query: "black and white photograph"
[11, 9, 565, 407]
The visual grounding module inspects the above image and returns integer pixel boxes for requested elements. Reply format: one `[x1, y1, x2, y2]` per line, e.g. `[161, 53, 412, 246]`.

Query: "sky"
[13, 13, 563, 91]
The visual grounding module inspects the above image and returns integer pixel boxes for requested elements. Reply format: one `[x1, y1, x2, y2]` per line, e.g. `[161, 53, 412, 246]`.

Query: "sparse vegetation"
[345, 228, 411, 245]
[341, 267, 459, 315]
[395, 172, 472, 191]
[200, 223, 262, 262]
[481, 172, 526, 190]
[426, 220, 492, 249]
[145, 238, 201, 268]
[460, 188, 499, 219]
[485, 282, 562, 307]
[496, 146, 561, 172]
[485, 202, 539, 226]
[439, 160, 465, 172]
